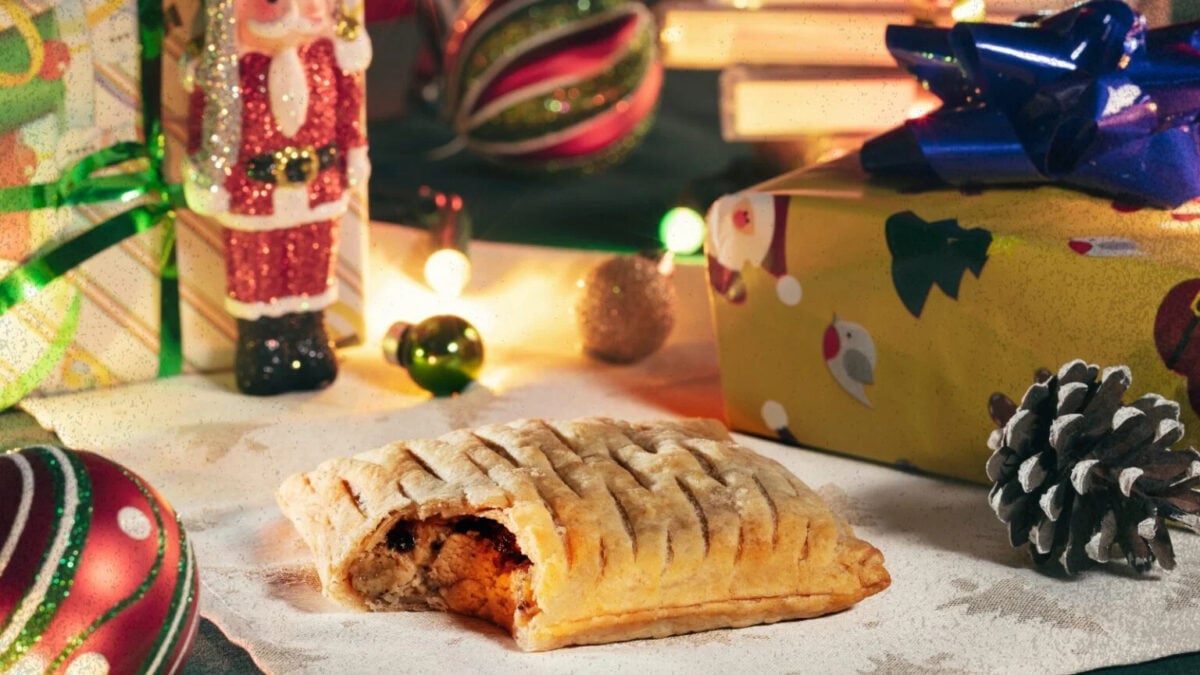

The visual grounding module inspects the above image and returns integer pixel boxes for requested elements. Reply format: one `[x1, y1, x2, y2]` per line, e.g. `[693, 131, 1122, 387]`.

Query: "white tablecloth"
[22, 224, 1200, 674]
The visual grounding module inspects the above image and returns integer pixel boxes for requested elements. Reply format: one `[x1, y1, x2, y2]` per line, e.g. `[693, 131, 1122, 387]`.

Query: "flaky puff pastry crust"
[277, 418, 889, 651]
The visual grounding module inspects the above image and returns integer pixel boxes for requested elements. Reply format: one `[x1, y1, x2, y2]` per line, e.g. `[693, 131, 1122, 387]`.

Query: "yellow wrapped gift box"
[0, 0, 367, 401]
[706, 154, 1200, 484]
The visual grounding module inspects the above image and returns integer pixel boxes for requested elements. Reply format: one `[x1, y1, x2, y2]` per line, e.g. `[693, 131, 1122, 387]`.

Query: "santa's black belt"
[246, 144, 339, 185]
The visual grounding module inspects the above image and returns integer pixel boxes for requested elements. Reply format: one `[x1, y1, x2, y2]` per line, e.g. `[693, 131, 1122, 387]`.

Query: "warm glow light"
[659, 207, 707, 255]
[907, 99, 940, 120]
[660, 26, 683, 44]
[658, 251, 676, 277]
[951, 0, 987, 23]
[725, 71, 927, 139]
[424, 248, 471, 297]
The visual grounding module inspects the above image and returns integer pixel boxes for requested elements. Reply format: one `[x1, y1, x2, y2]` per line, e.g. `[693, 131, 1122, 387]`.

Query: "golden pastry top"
[277, 417, 889, 651]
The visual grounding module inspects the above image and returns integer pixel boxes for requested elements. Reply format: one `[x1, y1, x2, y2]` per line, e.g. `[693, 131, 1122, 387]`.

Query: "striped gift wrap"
[0, 0, 368, 399]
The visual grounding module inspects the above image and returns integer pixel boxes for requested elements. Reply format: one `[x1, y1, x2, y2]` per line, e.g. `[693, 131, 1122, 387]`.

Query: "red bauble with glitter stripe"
[442, 0, 662, 172]
[0, 447, 199, 674]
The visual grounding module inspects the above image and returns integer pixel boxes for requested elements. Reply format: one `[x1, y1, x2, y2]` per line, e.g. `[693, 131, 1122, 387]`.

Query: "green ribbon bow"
[0, 0, 183, 409]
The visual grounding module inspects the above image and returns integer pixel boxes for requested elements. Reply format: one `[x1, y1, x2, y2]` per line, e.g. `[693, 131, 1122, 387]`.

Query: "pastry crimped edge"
[277, 417, 889, 651]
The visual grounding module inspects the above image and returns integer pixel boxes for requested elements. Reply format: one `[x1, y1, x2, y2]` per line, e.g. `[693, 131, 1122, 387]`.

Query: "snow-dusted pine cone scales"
[986, 360, 1200, 575]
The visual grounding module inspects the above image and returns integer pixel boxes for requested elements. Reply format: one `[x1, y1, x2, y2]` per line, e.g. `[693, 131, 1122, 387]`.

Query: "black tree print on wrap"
[886, 211, 992, 318]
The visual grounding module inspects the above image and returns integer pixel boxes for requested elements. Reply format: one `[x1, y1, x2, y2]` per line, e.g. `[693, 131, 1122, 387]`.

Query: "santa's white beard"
[270, 48, 310, 138]
[709, 197, 775, 270]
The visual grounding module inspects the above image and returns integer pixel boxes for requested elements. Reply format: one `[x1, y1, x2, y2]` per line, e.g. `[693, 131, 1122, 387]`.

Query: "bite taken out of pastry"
[276, 417, 889, 651]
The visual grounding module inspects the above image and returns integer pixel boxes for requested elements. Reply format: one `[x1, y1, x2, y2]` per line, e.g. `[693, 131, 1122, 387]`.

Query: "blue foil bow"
[861, 0, 1200, 208]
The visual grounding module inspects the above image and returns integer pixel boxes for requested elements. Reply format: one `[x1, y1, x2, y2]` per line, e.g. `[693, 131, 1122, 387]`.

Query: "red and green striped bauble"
[0, 446, 199, 674]
[441, 0, 662, 173]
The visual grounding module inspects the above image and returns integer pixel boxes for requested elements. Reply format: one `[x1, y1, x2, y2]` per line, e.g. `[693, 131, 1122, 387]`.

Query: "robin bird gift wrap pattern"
[706, 153, 1200, 484]
[709, 3, 1200, 484]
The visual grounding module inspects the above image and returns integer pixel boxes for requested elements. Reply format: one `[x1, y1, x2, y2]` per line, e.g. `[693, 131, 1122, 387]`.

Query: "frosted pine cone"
[987, 360, 1200, 575]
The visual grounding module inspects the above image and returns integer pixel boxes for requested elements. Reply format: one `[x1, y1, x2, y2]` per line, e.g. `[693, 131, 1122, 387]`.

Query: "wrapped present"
[706, 154, 1200, 484]
[705, 0, 1200, 484]
[0, 0, 368, 405]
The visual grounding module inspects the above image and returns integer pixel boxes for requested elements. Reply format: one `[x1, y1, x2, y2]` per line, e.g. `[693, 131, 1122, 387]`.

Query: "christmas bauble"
[384, 315, 485, 396]
[0, 446, 199, 673]
[576, 254, 676, 363]
[441, 0, 662, 172]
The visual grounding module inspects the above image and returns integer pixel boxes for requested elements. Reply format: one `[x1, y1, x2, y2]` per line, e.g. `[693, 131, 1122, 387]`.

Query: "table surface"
[10, 223, 1200, 674]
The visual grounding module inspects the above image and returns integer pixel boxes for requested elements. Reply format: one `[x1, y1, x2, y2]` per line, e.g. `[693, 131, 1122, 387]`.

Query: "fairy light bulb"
[424, 248, 471, 297]
[658, 206, 707, 255]
[417, 186, 472, 297]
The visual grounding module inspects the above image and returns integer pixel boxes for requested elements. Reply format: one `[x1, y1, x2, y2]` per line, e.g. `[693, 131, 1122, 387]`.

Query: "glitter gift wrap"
[0, 0, 367, 402]
[705, 153, 1200, 484]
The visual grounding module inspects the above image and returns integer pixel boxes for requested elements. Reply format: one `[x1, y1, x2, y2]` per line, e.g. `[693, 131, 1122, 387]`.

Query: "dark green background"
[367, 69, 754, 252]
[1177, 1, 1200, 21]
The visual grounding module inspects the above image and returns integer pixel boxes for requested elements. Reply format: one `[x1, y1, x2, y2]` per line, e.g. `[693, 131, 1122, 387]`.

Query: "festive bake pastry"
[277, 418, 889, 651]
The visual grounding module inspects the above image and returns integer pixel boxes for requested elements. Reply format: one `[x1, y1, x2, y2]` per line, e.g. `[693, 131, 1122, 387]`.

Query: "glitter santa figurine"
[183, 0, 371, 395]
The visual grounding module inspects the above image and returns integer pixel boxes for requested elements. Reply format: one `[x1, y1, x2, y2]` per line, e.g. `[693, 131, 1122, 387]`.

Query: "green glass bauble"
[384, 315, 484, 396]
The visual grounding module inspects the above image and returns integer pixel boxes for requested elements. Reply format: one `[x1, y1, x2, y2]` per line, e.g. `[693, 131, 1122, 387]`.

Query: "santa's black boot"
[235, 316, 294, 396]
[286, 310, 338, 392]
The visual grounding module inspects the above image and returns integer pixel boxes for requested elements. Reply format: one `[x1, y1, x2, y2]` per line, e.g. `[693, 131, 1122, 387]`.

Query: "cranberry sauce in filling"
[349, 515, 535, 630]
[451, 517, 529, 568]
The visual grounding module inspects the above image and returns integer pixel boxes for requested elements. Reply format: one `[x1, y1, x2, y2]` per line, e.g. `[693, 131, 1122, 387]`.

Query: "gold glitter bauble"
[577, 255, 676, 364]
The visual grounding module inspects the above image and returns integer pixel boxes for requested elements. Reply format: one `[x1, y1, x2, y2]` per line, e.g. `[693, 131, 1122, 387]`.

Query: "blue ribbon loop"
[862, 0, 1200, 208]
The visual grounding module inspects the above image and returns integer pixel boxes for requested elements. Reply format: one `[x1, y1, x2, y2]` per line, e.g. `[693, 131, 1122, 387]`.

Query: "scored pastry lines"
[534, 424, 636, 580]
[527, 427, 588, 502]
[460, 449, 502, 486]
[554, 421, 668, 574]
[541, 422, 636, 564]
[624, 427, 715, 563]
[339, 479, 367, 518]
[679, 439, 761, 564]
[344, 426, 811, 593]
[587, 423, 713, 581]
[604, 484, 638, 557]
[477, 425, 586, 568]
[603, 434, 660, 492]
[468, 433, 521, 468]
[392, 447, 448, 500]
[392, 479, 413, 502]
[546, 422, 635, 579]
[275, 418, 891, 651]
[402, 447, 446, 483]
[340, 420, 798, 584]
[679, 441, 729, 486]
[674, 477, 711, 557]
[526, 426, 601, 574]
[751, 476, 782, 550]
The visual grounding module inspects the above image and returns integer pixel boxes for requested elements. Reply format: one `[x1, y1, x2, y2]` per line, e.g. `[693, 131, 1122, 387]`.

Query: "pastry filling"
[349, 516, 535, 630]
